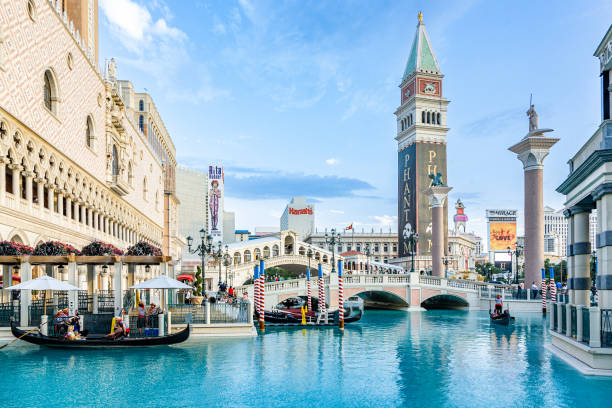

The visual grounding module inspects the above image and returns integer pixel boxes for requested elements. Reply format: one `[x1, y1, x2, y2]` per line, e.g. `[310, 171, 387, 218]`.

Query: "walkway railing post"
[576, 304, 583, 342]
[92, 293, 99, 314]
[549, 301, 555, 330]
[206, 301, 211, 325]
[565, 303, 572, 337]
[589, 307, 601, 348]
[556, 303, 563, 333]
[248, 299, 253, 325]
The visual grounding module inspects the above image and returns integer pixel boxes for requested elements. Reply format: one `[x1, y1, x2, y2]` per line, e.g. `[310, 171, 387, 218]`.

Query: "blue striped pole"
[253, 265, 260, 316]
[338, 259, 344, 329]
[318, 263, 326, 314]
[259, 259, 265, 331]
[541, 268, 547, 314]
[306, 267, 311, 312]
[549, 266, 556, 302]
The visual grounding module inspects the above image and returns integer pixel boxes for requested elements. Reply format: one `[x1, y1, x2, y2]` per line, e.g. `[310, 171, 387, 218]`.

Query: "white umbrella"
[6, 275, 80, 291]
[130, 275, 192, 290]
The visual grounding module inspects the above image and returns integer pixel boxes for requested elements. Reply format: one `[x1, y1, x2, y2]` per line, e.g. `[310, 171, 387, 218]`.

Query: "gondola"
[255, 296, 364, 326]
[489, 311, 513, 326]
[10, 321, 190, 348]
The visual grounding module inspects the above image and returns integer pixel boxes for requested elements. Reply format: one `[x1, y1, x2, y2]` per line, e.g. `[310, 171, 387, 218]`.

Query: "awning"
[176, 274, 194, 282]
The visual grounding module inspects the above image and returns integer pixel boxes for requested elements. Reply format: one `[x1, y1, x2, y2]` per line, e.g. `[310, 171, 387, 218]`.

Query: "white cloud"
[330, 210, 345, 215]
[325, 158, 339, 165]
[371, 215, 397, 227]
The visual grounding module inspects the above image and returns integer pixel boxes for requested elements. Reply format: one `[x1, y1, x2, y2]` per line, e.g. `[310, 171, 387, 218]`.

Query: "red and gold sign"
[489, 222, 516, 251]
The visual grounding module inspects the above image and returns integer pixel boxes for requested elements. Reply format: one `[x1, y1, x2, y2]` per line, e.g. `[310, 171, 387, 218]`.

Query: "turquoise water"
[0, 310, 610, 407]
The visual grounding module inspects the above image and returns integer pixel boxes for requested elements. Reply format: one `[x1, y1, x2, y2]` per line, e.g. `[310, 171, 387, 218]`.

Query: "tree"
[194, 266, 203, 296]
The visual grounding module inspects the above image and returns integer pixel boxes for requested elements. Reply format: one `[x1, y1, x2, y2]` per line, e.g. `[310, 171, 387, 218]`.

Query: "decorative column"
[66, 196, 72, 219]
[80, 204, 86, 225]
[74, 202, 80, 223]
[93, 210, 98, 230]
[0, 158, 6, 204]
[113, 259, 123, 316]
[569, 207, 591, 306]
[46, 185, 54, 212]
[67, 259, 78, 314]
[509, 125, 559, 287]
[424, 185, 452, 277]
[57, 191, 64, 216]
[10, 164, 21, 197]
[24, 171, 33, 206]
[35, 178, 44, 208]
[594, 186, 612, 309]
[19, 260, 32, 326]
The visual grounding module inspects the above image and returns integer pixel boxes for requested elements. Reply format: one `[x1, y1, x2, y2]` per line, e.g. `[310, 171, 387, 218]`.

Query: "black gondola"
[255, 296, 364, 326]
[10, 321, 190, 348]
[490, 311, 513, 326]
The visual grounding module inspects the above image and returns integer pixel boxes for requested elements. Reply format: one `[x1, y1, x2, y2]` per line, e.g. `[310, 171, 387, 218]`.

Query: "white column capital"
[424, 186, 452, 207]
[508, 135, 559, 171]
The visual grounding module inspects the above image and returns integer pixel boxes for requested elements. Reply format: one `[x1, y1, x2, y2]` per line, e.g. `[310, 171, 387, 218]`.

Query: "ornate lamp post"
[364, 243, 372, 274]
[403, 228, 419, 273]
[223, 252, 231, 287]
[325, 229, 342, 274]
[515, 243, 523, 284]
[186, 228, 213, 297]
[212, 243, 228, 291]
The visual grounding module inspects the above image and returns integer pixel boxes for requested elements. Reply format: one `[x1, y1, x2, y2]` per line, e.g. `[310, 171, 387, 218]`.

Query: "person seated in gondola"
[103, 318, 126, 340]
[54, 308, 70, 336]
[494, 294, 503, 316]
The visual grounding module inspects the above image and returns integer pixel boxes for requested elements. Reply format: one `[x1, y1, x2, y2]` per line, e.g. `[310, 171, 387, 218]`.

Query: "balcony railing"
[561, 306, 567, 333]
[602, 309, 612, 348]
[110, 174, 130, 196]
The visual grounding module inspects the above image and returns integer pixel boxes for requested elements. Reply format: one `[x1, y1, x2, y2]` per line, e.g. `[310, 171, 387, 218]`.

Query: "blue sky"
[98, 0, 611, 244]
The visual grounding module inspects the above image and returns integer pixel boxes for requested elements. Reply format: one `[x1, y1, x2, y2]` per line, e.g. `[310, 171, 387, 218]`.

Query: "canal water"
[0, 310, 610, 407]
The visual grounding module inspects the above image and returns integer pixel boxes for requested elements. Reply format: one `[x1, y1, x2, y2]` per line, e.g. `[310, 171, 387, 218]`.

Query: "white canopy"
[6, 275, 81, 291]
[129, 275, 192, 290]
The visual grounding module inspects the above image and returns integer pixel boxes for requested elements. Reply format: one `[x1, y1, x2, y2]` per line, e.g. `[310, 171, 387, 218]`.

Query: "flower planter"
[191, 296, 204, 305]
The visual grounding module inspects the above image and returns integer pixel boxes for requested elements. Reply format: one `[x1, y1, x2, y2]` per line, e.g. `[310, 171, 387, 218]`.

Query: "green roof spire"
[403, 12, 442, 80]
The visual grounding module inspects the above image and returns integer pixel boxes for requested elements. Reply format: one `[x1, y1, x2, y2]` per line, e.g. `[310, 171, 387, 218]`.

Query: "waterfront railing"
[168, 301, 250, 325]
[582, 307, 590, 343]
[570, 305, 577, 338]
[561, 306, 567, 333]
[0, 302, 19, 327]
[552, 305, 558, 331]
[602, 309, 612, 348]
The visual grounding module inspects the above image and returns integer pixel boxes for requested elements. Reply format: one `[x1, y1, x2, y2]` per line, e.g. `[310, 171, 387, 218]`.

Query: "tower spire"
[403, 12, 441, 79]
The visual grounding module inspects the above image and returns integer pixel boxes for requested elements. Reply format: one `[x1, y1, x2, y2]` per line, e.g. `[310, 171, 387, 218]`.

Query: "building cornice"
[557, 149, 612, 195]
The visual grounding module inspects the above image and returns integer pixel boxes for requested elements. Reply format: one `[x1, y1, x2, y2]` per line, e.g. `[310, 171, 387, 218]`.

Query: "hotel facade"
[0, 0, 182, 284]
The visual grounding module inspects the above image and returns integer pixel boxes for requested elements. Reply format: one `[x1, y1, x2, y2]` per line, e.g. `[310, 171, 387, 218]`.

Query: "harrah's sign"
[289, 207, 313, 215]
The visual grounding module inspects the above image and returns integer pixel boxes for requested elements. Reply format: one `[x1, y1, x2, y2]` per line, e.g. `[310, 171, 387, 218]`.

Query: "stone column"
[74, 202, 80, 223]
[57, 192, 64, 216]
[0, 159, 6, 204]
[24, 172, 33, 206]
[424, 186, 452, 277]
[569, 208, 591, 306]
[80, 204, 86, 225]
[113, 261, 123, 316]
[87, 208, 93, 228]
[35, 178, 44, 208]
[2, 265, 10, 303]
[67, 261, 78, 314]
[10, 165, 21, 198]
[93, 210, 98, 230]
[19, 261, 32, 326]
[594, 187, 612, 309]
[46, 185, 54, 212]
[509, 130, 559, 287]
[66, 197, 72, 219]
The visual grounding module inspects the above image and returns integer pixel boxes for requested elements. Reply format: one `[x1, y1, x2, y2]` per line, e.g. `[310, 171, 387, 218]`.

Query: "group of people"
[135, 302, 162, 336]
[53, 308, 83, 340]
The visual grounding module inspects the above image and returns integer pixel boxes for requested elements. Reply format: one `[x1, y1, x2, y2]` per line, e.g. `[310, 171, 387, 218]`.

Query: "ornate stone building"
[0, 1, 181, 264]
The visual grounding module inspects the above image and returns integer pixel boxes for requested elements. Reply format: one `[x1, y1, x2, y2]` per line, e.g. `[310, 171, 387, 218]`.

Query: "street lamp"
[211, 243, 228, 291]
[442, 256, 451, 278]
[515, 243, 523, 284]
[403, 228, 419, 273]
[186, 228, 213, 298]
[306, 248, 313, 276]
[324, 229, 341, 274]
[364, 243, 372, 274]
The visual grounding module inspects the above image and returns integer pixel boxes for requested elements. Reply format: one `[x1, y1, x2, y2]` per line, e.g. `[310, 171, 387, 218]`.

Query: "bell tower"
[396, 13, 450, 259]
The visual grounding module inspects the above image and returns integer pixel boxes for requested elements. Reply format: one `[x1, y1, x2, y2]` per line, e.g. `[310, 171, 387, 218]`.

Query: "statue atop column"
[429, 172, 446, 187]
[526, 104, 538, 132]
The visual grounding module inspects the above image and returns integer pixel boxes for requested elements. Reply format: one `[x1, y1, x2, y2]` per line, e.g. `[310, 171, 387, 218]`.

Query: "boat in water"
[490, 311, 513, 326]
[256, 295, 364, 326]
[10, 320, 190, 348]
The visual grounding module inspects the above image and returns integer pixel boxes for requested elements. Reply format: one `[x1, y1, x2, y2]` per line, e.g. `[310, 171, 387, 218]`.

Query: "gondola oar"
[0, 318, 49, 350]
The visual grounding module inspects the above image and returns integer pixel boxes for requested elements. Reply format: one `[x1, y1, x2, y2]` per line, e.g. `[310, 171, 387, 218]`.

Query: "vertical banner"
[398, 144, 417, 258]
[208, 165, 224, 243]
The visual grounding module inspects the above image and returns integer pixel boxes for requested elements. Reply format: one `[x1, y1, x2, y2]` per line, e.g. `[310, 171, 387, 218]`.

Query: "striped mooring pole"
[549, 266, 556, 302]
[338, 259, 344, 330]
[541, 268, 547, 315]
[318, 263, 326, 315]
[259, 259, 265, 332]
[306, 267, 312, 313]
[253, 265, 260, 319]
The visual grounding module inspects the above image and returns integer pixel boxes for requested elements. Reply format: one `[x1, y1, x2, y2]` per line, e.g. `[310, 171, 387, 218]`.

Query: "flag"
[345, 224, 353, 231]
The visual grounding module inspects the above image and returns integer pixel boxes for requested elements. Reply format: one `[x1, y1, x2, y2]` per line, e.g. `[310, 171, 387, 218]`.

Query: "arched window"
[421, 111, 425, 123]
[139, 100, 144, 111]
[111, 145, 119, 176]
[142, 177, 148, 200]
[43, 70, 58, 114]
[254, 248, 261, 260]
[155, 191, 159, 210]
[401, 120, 404, 131]
[244, 250, 252, 262]
[437, 113, 441, 125]
[233, 252, 241, 265]
[427, 112, 431, 124]
[85, 116, 94, 148]
[263, 246, 270, 258]
[272, 245, 279, 257]
[139, 115, 144, 132]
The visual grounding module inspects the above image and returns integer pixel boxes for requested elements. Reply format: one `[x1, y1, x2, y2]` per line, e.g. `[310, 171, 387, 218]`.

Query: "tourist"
[228, 286, 234, 297]
[137, 302, 146, 336]
[516, 282, 523, 299]
[242, 292, 248, 302]
[104, 318, 126, 340]
[531, 282, 539, 299]
[494, 294, 503, 315]
[54, 309, 69, 336]
[146, 303, 159, 327]
[185, 290, 192, 305]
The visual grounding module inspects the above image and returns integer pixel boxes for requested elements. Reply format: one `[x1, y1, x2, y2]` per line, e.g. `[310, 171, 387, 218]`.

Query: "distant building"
[176, 166, 207, 241]
[305, 228, 398, 264]
[235, 230, 250, 242]
[223, 211, 235, 244]
[280, 197, 314, 240]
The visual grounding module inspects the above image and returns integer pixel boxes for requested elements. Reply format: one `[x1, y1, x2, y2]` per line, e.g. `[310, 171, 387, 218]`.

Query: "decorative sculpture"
[429, 172, 446, 187]
[526, 104, 538, 132]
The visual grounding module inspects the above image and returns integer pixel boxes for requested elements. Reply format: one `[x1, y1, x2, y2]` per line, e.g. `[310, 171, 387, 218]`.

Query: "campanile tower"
[396, 13, 450, 259]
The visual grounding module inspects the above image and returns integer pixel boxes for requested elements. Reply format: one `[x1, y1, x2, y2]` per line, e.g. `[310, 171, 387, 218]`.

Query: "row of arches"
[230, 244, 332, 265]
[400, 113, 414, 131]
[0, 115, 162, 248]
[422, 110, 441, 125]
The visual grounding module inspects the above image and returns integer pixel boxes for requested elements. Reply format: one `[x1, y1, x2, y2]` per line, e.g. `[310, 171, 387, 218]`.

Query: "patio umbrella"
[130, 275, 191, 315]
[6, 275, 81, 316]
[129, 275, 192, 290]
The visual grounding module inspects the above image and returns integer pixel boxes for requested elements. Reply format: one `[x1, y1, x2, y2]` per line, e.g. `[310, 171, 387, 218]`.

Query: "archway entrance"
[421, 294, 468, 310]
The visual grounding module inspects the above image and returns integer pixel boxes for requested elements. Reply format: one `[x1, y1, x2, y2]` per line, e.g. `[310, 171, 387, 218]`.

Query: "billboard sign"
[489, 222, 516, 251]
[208, 165, 224, 243]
